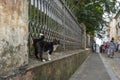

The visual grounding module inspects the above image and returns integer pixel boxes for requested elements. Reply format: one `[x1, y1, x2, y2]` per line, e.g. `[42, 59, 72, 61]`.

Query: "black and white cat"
[33, 33, 60, 62]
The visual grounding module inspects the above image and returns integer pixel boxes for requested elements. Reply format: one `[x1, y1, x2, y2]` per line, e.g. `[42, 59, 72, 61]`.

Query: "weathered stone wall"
[0, 0, 28, 75]
[2, 49, 90, 80]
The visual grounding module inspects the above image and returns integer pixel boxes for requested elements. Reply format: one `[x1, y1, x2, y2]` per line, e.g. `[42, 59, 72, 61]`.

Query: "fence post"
[80, 23, 86, 49]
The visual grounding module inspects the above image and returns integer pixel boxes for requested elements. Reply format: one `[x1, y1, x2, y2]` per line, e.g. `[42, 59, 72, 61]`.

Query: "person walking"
[117, 40, 120, 53]
[92, 41, 96, 52]
[108, 38, 116, 58]
[96, 44, 100, 53]
[105, 42, 109, 54]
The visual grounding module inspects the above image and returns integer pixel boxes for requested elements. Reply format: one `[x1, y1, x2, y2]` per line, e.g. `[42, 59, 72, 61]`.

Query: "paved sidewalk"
[69, 53, 112, 80]
[100, 52, 120, 79]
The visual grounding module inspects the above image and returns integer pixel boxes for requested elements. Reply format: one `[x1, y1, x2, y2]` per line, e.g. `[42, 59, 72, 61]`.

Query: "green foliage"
[66, 0, 117, 36]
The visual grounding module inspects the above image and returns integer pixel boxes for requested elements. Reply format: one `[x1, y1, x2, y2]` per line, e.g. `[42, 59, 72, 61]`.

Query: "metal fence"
[28, 0, 83, 54]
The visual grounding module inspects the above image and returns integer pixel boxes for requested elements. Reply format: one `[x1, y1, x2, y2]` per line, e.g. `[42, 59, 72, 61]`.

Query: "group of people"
[92, 37, 120, 58]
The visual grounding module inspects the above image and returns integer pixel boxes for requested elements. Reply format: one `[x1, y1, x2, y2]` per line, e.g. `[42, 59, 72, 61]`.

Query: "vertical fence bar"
[41, 0, 43, 30]
[36, 0, 39, 24]
[63, 1, 66, 50]
[33, 0, 35, 19]
[40, 0, 42, 28]
[28, 0, 31, 55]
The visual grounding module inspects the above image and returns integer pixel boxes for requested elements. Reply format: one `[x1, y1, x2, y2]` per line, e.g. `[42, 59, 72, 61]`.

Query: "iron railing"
[28, 0, 82, 55]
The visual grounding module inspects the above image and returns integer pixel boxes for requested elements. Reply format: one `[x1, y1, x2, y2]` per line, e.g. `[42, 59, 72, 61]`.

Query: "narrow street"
[69, 52, 120, 80]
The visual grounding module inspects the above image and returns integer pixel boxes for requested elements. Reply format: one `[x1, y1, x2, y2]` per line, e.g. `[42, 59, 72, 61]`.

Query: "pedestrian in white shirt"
[96, 44, 100, 53]
[108, 38, 116, 58]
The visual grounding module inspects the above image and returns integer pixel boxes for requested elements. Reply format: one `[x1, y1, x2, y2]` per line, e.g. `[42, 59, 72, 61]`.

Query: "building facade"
[109, 19, 117, 41]
[114, 11, 120, 41]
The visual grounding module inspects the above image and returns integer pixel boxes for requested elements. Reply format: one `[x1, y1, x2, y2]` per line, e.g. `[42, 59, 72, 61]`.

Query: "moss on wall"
[0, 0, 28, 75]
[5, 49, 90, 80]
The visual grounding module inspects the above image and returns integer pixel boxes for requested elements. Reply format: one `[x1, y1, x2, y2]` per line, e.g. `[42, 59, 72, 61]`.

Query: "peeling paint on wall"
[0, 0, 28, 75]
